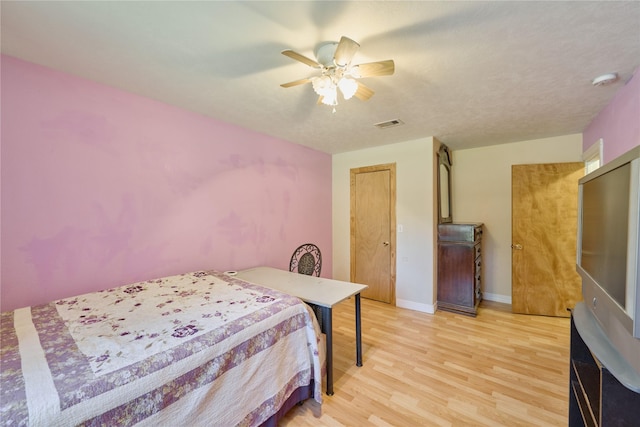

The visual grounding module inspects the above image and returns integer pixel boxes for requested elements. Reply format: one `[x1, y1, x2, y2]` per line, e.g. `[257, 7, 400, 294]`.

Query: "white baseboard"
[483, 293, 512, 304]
[396, 299, 436, 314]
[395, 294, 510, 313]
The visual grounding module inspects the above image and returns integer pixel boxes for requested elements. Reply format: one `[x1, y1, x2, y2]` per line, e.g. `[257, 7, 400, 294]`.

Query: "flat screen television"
[576, 145, 640, 376]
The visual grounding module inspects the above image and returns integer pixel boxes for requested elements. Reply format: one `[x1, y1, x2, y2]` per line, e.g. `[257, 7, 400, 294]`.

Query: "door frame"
[349, 163, 397, 304]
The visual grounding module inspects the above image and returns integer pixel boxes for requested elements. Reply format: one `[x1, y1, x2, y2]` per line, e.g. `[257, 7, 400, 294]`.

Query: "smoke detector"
[592, 73, 618, 87]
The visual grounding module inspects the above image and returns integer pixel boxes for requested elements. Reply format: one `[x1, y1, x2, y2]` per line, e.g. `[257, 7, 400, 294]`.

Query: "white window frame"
[583, 138, 603, 174]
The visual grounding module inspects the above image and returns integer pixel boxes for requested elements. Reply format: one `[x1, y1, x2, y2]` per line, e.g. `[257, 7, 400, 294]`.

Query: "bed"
[0, 270, 323, 426]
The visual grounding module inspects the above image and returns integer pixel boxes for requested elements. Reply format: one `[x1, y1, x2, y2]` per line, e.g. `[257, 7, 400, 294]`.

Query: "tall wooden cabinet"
[437, 223, 483, 316]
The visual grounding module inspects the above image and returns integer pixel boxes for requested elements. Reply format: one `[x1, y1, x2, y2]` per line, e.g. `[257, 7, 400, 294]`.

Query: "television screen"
[580, 162, 630, 310]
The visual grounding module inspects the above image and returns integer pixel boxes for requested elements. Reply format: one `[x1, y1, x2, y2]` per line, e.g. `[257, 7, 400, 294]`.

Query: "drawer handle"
[511, 244, 523, 250]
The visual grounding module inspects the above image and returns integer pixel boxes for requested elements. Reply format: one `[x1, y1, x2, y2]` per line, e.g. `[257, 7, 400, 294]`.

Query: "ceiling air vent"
[374, 119, 404, 129]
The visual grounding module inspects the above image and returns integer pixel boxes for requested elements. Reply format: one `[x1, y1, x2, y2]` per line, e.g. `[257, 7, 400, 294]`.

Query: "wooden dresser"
[437, 223, 483, 316]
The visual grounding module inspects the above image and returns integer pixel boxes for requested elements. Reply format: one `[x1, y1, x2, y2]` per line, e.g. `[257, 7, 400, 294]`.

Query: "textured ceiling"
[2, 1, 639, 154]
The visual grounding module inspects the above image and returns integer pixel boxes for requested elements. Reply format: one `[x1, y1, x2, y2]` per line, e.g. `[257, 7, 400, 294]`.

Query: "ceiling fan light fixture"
[312, 76, 338, 106]
[320, 89, 338, 106]
[311, 75, 332, 96]
[338, 77, 358, 100]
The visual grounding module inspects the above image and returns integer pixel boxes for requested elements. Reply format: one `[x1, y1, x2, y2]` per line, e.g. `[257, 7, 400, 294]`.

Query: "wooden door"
[350, 164, 396, 304]
[511, 162, 584, 317]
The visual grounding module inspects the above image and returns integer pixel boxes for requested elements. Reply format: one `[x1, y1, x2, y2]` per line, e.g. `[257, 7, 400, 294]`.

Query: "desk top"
[235, 267, 368, 308]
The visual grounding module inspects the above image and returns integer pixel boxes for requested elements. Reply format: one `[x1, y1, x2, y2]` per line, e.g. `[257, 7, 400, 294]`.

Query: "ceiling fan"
[280, 36, 395, 110]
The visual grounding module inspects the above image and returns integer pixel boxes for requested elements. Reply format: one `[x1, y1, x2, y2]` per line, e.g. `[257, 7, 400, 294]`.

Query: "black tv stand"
[569, 304, 640, 426]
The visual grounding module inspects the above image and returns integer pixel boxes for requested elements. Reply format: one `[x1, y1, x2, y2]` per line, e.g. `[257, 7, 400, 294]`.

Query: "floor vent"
[374, 119, 404, 129]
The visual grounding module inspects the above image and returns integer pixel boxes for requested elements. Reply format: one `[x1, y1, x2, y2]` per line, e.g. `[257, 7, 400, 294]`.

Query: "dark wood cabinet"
[437, 223, 483, 316]
[569, 306, 640, 427]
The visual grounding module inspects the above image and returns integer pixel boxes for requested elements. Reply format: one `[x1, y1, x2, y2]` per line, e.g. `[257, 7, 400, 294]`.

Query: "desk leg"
[355, 293, 363, 367]
[322, 306, 333, 396]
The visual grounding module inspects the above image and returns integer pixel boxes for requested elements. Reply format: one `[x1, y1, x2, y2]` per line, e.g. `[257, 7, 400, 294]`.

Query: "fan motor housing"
[315, 42, 339, 67]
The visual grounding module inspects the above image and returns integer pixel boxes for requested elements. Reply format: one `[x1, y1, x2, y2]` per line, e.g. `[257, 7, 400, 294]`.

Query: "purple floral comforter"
[0, 270, 323, 426]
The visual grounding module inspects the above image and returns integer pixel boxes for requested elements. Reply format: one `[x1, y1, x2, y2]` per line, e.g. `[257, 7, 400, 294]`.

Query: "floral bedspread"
[0, 270, 323, 427]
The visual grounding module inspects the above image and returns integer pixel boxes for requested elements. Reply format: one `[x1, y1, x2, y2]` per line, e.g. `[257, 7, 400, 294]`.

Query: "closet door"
[350, 163, 396, 304]
[511, 162, 584, 317]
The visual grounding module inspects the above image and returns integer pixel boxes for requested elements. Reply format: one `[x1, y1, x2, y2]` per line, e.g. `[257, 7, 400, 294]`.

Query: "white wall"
[452, 134, 583, 302]
[332, 137, 438, 313]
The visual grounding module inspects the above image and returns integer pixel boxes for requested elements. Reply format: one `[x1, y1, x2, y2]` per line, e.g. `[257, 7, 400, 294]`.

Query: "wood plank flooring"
[280, 299, 571, 426]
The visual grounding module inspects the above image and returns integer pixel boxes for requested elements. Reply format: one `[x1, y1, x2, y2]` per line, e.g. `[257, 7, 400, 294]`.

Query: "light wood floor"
[280, 299, 571, 426]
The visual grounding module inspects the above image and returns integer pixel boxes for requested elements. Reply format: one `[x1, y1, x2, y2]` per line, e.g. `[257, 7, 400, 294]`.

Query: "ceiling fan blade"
[352, 60, 395, 78]
[281, 50, 321, 68]
[354, 82, 374, 101]
[280, 78, 312, 88]
[333, 36, 360, 67]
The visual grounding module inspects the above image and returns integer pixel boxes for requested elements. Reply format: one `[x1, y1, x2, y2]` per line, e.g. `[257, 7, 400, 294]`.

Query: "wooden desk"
[235, 267, 368, 395]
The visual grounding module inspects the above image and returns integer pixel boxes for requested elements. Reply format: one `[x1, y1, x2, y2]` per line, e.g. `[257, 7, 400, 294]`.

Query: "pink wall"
[583, 67, 640, 163]
[1, 55, 332, 311]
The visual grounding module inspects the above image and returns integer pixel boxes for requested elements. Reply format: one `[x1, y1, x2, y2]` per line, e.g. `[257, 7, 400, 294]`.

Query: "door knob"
[511, 244, 523, 250]
[383, 241, 389, 246]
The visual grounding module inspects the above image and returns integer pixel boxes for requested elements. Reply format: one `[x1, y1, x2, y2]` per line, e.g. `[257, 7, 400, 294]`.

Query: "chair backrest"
[289, 243, 322, 277]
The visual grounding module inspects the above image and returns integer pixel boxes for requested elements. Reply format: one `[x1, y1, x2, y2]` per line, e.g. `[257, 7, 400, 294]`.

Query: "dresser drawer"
[438, 223, 483, 243]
